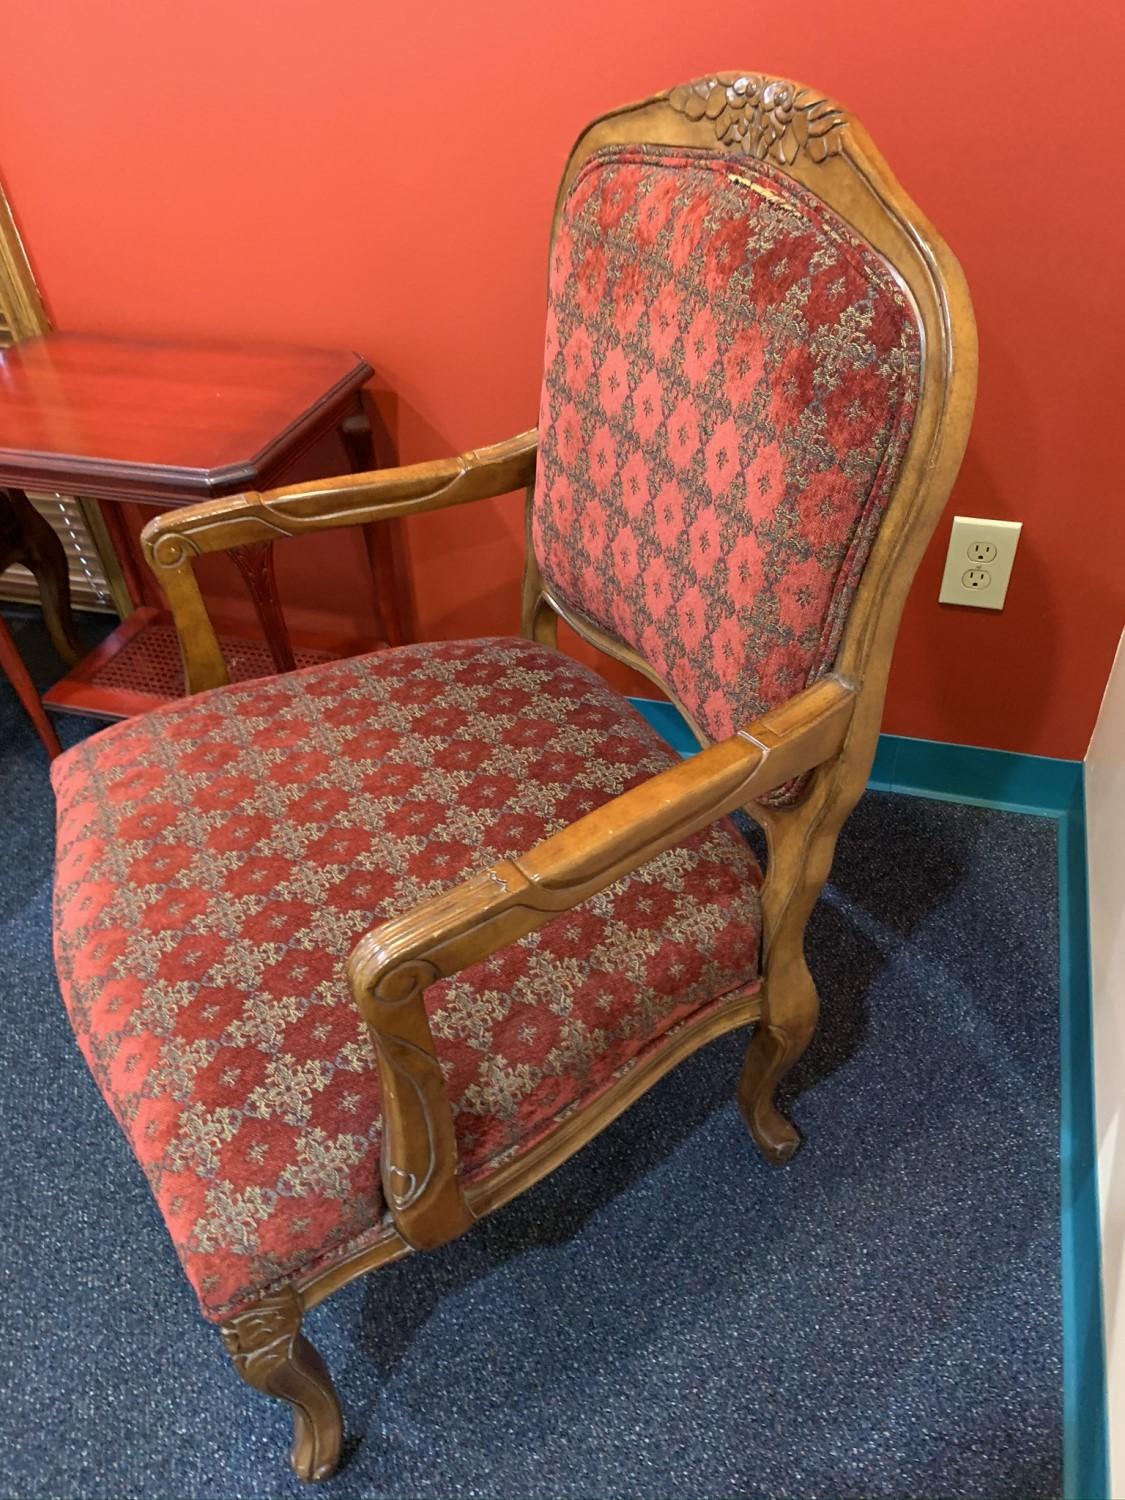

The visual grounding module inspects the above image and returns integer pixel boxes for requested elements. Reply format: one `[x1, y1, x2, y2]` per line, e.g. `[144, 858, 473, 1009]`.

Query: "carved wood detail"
[220, 1287, 302, 1387]
[228, 540, 297, 674]
[220, 1286, 343, 1483]
[668, 73, 847, 164]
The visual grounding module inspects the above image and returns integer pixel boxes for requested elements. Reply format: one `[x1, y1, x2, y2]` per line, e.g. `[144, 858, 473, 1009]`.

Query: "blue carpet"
[0, 605, 1062, 1499]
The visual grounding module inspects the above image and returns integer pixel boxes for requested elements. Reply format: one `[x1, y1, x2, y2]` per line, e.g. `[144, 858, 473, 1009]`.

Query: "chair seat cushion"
[52, 638, 762, 1323]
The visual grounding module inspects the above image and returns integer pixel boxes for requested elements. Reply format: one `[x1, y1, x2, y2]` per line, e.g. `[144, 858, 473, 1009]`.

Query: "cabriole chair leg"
[738, 958, 819, 1165]
[219, 1285, 343, 1483]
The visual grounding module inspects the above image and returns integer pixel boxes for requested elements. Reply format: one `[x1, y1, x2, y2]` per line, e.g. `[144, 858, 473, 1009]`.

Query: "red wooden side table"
[0, 333, 410, 720]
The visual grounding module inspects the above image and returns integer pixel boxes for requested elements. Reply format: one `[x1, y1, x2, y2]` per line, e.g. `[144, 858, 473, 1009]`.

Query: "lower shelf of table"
[44, 606, 381, 721]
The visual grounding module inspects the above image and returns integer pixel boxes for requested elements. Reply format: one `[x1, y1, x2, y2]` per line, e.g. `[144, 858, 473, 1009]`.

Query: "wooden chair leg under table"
[0, 614, 62, 758]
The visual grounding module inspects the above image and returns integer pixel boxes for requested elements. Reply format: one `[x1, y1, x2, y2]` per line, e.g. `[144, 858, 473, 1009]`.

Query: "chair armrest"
[346, 674, 856, 1251]
[140, 429, 538, 692]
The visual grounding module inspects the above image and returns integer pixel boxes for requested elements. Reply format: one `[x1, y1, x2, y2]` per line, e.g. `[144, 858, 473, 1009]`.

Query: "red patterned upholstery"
[533, 145, 920, 750]
[52, 639, 762, 1323]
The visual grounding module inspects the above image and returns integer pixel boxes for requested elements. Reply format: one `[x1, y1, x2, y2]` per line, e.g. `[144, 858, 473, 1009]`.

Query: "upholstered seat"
[52, 636, 762, 1322]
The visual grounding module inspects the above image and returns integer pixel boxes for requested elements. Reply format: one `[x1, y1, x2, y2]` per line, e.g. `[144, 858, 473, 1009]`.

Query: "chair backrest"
[525, 74, 976, 764]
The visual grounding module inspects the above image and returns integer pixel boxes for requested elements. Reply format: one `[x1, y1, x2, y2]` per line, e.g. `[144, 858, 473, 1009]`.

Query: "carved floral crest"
[668, 74, 847, 165]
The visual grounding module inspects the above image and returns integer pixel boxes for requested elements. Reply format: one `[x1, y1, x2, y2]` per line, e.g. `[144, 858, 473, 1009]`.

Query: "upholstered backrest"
[531, 141, 921, 743]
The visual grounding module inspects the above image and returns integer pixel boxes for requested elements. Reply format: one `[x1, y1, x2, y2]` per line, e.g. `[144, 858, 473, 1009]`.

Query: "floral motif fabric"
[52, 638, 762, 1322]
[532, 144, 921, 748]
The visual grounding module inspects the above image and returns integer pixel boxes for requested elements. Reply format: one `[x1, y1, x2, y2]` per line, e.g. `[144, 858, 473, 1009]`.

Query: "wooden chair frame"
[138, 74, 976, 1483]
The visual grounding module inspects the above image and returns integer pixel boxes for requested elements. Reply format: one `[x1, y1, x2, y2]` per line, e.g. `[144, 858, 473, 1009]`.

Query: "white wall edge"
[1087, 625, 1125, 1500]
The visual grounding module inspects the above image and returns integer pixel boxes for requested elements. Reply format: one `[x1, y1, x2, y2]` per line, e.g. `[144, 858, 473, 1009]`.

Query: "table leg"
[6, 488, 82, 664]
[340, 393, 411, 648]
[228, 540, 297, 674]
[0, 614, 62, 758]
[97, 498, 148, 611]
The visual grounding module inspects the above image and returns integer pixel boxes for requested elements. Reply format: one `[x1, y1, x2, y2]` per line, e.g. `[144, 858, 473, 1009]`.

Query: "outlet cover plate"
[938, 515, 1022, 610]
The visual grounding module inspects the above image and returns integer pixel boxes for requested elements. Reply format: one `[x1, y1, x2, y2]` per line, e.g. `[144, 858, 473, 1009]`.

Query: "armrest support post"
[348, 674, 855, 1250]
[140, 430, 538, 693]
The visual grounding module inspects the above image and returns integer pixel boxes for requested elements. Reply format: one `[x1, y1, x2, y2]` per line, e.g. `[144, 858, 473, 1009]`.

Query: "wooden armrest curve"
[142, 429, 538, 565]
[347, 674, 855, 1253]
[139, 429, 538, 694]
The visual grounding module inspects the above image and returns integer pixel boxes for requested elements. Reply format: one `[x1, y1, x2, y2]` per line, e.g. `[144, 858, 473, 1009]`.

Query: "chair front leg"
[737, 795, 842, 1164]
[219, 1285, 343, 1483]
[738, 938, 820, 1163]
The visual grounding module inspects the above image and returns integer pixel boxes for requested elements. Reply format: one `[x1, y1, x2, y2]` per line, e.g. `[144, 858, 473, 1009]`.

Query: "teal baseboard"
[629, 699, 1109, 1500]
[632, 698, 701, 759]
[869, 732, 1085, 816]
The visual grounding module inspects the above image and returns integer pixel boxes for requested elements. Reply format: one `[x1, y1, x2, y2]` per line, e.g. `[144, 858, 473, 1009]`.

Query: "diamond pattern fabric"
[52, 639, 762, 1322]
[532, 144, 921, 750]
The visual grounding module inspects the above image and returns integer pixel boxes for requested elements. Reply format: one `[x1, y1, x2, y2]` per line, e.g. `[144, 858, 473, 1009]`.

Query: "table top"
[0, 334, 372, 504]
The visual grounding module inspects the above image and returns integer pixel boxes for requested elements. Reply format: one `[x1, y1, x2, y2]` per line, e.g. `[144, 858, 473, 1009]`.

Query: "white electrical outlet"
[938, 516, 1022, 610]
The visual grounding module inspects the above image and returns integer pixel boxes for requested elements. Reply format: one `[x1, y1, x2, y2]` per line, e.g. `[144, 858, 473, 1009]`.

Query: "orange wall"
[1, 0, 1122, 758]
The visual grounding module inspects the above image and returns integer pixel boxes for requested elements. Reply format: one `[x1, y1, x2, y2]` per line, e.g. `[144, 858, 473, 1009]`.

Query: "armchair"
[50, 73, 976, 1483]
